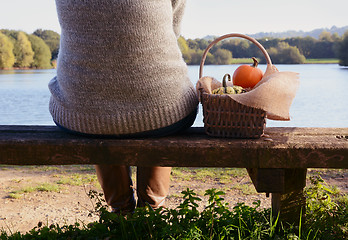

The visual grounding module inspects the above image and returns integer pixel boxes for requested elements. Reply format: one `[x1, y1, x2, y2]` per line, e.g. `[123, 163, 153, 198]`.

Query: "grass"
[1, 166, 347, 239]
[230, 58, 255, 64]
[4, 166, 98, 199]
[305, 58, 339, 64]
[8, 183, 61, 199]
[3, 167, 346, 202]
[170, 168, 255, 197]
[55, 173, 98, 186]
[1, 175, 347, 239]
[0, 165, 96, 173]
[231, 183, 257, 195]
[171, 167, 247, 182]
[35, 183, 61, 192]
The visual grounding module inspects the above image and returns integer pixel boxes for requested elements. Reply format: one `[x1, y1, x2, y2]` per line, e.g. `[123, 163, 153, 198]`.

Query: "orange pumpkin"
[232, 57, 263, 88]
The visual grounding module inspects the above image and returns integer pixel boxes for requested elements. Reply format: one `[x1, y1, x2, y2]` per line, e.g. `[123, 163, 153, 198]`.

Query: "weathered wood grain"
[247, 168, 307, 225]
[1, 125, 346, 225]
[0, 126, 347, 168]
[247, 168, 307, 193]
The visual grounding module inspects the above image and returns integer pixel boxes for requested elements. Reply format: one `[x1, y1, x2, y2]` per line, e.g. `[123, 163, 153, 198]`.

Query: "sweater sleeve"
[172, 0, 186, 38]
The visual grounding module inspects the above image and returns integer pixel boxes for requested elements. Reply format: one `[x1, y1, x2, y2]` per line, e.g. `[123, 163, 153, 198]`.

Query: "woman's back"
[49, 0, 198, 135]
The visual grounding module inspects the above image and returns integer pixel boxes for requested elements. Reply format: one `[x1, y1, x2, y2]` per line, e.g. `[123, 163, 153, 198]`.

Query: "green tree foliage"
[195, 38, 209, 51]
[28, 34, 52, 69]
[331, 33, 341, 41]
[1, 29, 18, 42]
[1, 29, 344, 68]
[285, 35, 339, 59]
[186, 39, 200, 50]
[338, 31, 348, 66]
[221, 39, 251, 58]
[312, 41, 337, 58]
[33, 29, 60, 60]
[266, 42, 306, 64]
[319, 31, 334, 42]
[10, 31, 35, 68]
[257, 38, 282, 50]
[180, 30, 344, 65]
[178, 37, 215, 65]
[1, 30, 21, 65]
[0, 32, 15, 69]
[187, 50, 203, 65]
[178, 36, 191, 63]
[285, 36, 316, 58]
[187, 49, 204, 65]
[213, 48, 232, 65]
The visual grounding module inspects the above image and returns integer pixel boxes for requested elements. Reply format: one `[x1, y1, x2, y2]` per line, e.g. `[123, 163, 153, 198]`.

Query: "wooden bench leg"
[247, 168, 307, 225]
[272, 189, 306, 226]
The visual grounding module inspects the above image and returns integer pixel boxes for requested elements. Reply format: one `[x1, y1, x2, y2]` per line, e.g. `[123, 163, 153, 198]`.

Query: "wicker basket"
[199, 33, 272, 138]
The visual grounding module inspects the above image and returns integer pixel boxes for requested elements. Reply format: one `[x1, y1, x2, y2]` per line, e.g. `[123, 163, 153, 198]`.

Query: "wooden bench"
[1, 125, 348, 225]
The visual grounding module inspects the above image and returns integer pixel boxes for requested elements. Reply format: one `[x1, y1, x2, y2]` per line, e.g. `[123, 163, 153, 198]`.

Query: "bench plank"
[1, 125, 347, 225]
[0, 126, 347, 168]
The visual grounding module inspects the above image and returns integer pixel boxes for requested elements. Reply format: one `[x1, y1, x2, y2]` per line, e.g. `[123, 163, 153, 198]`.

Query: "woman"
[49, 0, 198, 213]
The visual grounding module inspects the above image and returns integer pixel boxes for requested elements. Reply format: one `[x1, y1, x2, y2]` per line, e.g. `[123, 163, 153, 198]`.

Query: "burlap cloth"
[196, 64, 300, 120]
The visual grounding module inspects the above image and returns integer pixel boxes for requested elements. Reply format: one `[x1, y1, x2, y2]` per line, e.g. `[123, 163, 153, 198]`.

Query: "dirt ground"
[0, 166, 347, 234]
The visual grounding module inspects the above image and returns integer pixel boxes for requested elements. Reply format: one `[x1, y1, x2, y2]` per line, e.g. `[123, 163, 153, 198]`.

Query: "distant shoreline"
[0, 59, 339, 71]
[304, 58, 339, 64]
[190, 58, 340, 65]
[0, 67, 56, 70]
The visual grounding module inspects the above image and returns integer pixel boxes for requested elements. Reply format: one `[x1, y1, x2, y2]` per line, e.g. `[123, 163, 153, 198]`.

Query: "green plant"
[1, 175, 347, 239]
[303, 175, 348, 239]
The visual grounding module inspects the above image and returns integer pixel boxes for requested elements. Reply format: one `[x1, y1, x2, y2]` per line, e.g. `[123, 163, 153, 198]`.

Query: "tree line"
[1, 29, 348, 69]
[0, 29, 59, 69]
[179, 30, 348, 66]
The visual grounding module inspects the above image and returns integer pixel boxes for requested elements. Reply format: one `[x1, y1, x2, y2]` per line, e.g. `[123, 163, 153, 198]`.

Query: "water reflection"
[0, 69, 56, 75]
[0, 65, 347, 127]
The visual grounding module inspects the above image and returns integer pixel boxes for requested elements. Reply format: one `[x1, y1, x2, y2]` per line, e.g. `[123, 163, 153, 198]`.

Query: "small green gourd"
[212, 74, 246, 95]
[212, 74, 235, 94]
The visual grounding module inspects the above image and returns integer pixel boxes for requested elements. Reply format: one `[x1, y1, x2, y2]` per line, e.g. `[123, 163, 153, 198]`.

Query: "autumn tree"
[28, 34, 52, 69]
[178, 36, 191, 63]
[0, 32, 15, 69]
[10, 31, 34, 68]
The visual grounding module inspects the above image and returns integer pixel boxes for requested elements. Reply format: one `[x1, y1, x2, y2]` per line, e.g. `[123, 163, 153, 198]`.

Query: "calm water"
[0, 65, 347, 127]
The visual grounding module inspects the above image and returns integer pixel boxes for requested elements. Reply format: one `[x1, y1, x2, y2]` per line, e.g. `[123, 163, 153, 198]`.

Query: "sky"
[0, 0, 347, 39]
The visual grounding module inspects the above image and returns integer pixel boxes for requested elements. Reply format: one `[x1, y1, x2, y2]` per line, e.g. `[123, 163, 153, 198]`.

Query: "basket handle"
[199, 33, 272, 79]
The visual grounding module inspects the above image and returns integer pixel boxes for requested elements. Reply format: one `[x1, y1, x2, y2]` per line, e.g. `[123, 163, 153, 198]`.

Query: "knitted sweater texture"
[49, 0, 198, 135]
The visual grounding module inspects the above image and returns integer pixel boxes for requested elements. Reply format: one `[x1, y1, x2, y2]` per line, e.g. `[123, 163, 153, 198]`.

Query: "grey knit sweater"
[49, 0, 198, 135]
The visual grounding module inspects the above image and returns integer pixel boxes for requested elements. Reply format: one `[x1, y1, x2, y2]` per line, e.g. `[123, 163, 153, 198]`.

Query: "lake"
[0, 64, 347, 127]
